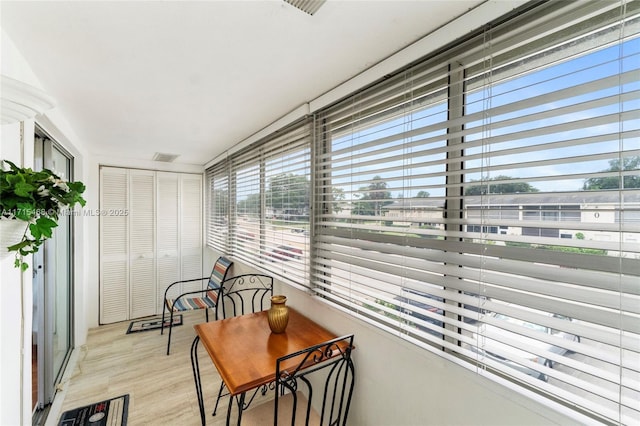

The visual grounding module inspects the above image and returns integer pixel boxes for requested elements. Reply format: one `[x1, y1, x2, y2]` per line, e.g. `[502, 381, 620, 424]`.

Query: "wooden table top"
[194, 307, 339, 396]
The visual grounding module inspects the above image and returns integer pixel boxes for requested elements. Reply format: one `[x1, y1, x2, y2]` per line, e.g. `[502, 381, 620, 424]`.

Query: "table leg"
[236, 393, 246, 425]
[190, 336, 206, 426]
[226, 393, 246, 426]
[213, 381, 226, 416]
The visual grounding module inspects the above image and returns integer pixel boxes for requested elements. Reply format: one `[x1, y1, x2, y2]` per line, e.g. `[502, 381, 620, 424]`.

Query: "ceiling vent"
[152, 152, 180, 163]
[284, 0, 326, 16]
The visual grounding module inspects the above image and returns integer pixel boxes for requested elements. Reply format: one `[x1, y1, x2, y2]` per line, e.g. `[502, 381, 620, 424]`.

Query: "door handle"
[33, 264, 43, 277]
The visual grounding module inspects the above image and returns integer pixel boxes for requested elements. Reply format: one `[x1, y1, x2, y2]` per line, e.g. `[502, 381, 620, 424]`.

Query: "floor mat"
[58, 394, 129, 426]
[126, 314, 182, 334]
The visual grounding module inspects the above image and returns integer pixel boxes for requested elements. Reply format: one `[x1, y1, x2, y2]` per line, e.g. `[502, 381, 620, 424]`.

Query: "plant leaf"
[31, 217, 58, 240]
[13, 181, 36, 198]
[15, 202, 35, 220]
[29, 223, 42, 240]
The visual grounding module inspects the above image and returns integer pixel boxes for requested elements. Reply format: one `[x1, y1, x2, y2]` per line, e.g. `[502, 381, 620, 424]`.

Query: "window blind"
[206, 159, 230, 253]
[313, 1, 640, 423]
[227, 119, 312, 286]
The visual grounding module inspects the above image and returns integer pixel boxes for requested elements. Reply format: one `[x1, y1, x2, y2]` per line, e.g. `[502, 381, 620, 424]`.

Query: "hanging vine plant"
[0, 159, 86, 271]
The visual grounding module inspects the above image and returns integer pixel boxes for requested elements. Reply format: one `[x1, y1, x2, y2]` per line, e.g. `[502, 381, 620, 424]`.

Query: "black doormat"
[126, 314, 182, 334]
[58, 394, 129, 426]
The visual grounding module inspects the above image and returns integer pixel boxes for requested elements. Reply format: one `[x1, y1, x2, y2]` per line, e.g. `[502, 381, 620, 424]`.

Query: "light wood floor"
[57, 311, 273, 425]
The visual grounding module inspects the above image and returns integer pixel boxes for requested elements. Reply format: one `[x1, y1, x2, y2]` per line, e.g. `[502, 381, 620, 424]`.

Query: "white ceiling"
[1, 0, 483, 166]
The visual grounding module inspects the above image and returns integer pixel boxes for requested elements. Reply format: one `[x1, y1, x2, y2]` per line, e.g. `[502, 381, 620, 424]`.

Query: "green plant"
[1, 159, 86, 270]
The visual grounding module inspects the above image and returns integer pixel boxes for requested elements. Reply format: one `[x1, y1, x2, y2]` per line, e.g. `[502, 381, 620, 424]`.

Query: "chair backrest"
[275, 334, 355, 426]
[206, 256, 233, 300]
[218, 274, 273, 318]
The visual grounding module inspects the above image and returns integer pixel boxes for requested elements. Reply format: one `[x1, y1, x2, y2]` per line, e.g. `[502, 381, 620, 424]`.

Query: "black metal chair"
[212, 273, 275, 417]
[240, 334, 356, 425]
[217, 273, 274, 319]
[161, 256, 233, 355]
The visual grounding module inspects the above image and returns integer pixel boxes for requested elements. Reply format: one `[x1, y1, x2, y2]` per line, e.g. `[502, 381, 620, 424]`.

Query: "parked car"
[237, 230, 255, 240]
[393, 291, 444, 336]
[471, 307, 580, 381]
[266, 245, 303, 261]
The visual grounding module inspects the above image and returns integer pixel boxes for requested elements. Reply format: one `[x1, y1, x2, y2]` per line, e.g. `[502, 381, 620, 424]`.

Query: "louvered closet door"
[99, 167, 129, 324]
[100, 168, 203, 322]
[129, 170, 156, 318]
[156, 172, 180, 311]
[180, 174, 203, 292]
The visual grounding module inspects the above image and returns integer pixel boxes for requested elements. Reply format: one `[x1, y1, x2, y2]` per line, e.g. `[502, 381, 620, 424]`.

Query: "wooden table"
[190, 308, 340, 425]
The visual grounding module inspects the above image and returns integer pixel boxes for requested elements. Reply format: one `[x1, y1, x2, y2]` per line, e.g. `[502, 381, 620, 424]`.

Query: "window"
[313, 1, 639, 424]
[261, 130, 311, 284]
[207, 1, 639, 422]
[208, 119, 312, 286]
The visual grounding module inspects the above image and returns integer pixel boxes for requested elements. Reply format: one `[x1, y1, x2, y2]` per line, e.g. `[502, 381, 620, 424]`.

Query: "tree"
[465, 175, 539, 195]
[212, 189, 228, 215]
[266, 173, 310, 212]
[583, 156, 640, 190]
[332, 187, 345, 213]
[353, 176, 393, 216]
[236, 193, 260, 215]
[415, 190, 430, 198]
[212, 189, 229, 225]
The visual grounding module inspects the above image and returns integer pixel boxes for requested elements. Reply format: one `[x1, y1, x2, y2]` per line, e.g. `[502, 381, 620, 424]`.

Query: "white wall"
[1, 27, 41, 426]
[0, 122, 32, 426]
[1, 28, 91, 426]
[208, 248, 581, 425]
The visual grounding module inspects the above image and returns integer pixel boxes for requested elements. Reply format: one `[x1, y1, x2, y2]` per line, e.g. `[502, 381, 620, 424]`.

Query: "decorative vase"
[0, 219, 28, 260]
[267, 295, 289, 333]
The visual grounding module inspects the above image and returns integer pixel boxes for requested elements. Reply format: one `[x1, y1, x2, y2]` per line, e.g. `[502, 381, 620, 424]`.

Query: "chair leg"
[166, 309, 174, 356]
[190, 336, 206, 426]
[161, 302, 167, 335]
[212, 381, 226, 416]
[227, 393, 245, 426]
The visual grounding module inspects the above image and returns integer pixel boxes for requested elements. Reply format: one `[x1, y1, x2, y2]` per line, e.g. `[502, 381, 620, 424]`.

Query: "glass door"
[33, 133, 74, 416]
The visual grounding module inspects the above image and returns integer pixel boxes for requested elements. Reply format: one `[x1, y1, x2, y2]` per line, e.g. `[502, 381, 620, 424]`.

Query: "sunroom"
[1, 1, 638, 425]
